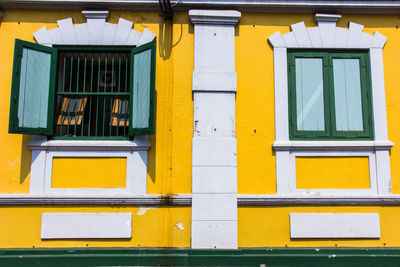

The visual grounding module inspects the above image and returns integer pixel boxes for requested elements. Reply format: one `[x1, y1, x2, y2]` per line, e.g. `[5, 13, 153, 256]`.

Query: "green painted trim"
[1, 248, 400, 266]
[51, 136, 131, 140]
[8, 39, 56, 136]
[9, 41, 158, 139]
[288, 50, 373, 141]
[54, 45, 133, 52]
[129, 39, 156, 136]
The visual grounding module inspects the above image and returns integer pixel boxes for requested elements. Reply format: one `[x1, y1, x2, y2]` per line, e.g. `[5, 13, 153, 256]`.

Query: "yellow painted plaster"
[239, 206, 400, 247]
[51, 157, 127, 188]
[296, 157, 370, 189]
[0, 206, 190, 248]
[2, 11, 400, 195]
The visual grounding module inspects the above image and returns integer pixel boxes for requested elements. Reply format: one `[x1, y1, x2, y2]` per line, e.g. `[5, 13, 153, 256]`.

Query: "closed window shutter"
[9, 39, 56, 135]
[129, 40, 156, 136]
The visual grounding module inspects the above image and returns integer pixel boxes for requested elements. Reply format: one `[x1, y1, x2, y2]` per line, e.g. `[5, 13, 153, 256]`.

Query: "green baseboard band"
[1, 248, 400, 266]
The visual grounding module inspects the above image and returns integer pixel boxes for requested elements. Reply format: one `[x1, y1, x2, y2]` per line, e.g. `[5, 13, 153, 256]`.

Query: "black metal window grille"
[54, 50, 131, 139]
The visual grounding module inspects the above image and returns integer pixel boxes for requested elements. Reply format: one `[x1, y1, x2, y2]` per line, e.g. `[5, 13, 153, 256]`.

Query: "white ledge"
[28, 137, 151, 151]
[273, 140, 394, 151]
[314, 13, 342, 24]
[82, 10, 109, 20]
[189, 9, 241, 25]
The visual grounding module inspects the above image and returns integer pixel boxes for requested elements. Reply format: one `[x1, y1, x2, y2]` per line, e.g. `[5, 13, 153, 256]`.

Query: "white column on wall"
[189, 9, 241, 249]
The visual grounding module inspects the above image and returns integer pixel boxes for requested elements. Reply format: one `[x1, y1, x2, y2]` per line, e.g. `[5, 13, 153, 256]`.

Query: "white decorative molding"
[82, 10, 109, 20]
[189, 10, 241, 25]
[28, 137, 151, 151]
[190, 9, 240, 249]
[41, 213, 132, 239]
[314, 13, 342, 24]
[268, 16, 393, 196]
[192, 72, 237, 92]
[33, 16, 155, 46]
[273, 140, 394, 151]
[191, 221, 237, 249]
[279, 150, 377, 197]
[28, 138, 149, 196]
[290, 213, 380, 238]
[269, 21, 387, 49]
[5, 195, 400, 206]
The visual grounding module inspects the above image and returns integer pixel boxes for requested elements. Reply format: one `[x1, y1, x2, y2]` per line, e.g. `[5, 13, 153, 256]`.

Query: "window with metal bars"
[55, 50, 131, 138]
[8, 39, 156, 139]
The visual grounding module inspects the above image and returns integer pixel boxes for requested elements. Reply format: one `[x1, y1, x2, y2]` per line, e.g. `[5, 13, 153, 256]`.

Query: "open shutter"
[8, 39, 56, 135]
[129, 40, 156, 136]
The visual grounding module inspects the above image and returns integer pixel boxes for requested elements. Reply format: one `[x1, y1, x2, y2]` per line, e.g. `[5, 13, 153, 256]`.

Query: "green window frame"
[288, 50, 373, 140]
[8, 39, 156, 139]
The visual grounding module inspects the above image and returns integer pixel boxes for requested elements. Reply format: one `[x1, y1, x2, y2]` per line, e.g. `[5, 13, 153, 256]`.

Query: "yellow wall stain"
[295, 157, 370, 189]
[51, 157, 127, 188]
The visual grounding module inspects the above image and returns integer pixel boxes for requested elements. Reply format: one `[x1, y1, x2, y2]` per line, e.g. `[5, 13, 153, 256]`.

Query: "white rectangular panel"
[41, 213, 132, 239]
[290, 213, 380, 238]
[194, 93, 235, 137]
[192, 138, 237, 166]
[192, 71, 237, 92]
[192, 194, 237, 221]
[191, 221, 237, 249]
[192, 166, 237, 193]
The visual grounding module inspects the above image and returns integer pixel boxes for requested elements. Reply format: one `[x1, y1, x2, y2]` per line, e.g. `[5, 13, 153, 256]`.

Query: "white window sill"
[273, 140, 394, 151]
[26, 136, 150, 196]
[27, 136, 151, 151]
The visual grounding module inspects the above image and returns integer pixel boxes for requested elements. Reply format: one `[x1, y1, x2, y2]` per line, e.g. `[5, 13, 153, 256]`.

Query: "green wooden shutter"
[129, 40, 156, 136]
[8, 39, 56, 135]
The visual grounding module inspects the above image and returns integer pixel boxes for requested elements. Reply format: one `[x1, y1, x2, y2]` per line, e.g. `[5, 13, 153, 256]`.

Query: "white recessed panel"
[191, 221, 237, 249]
[290, 213, 380, 238]
[41, 213, 132, 239]
[192, 166, 237, 193]
[192, 71, 237, 92]
[192, 138, 237, 166]
[192, 194, 237, 221]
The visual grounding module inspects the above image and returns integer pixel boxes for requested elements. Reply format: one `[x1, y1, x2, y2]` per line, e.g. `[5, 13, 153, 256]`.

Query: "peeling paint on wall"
[174, 222, 185, 231]
[136, 207, 159, 216]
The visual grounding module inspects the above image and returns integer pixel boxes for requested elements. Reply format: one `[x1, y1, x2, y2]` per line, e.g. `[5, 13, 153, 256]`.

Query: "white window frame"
[26, 14, 156, 196]
[268, 15, 394, 196]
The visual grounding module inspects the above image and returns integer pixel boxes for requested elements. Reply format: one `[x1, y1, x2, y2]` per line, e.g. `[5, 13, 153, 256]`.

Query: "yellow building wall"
[238, 206, 400, 247]
[0, 206, 190, 248]
[2, 11, 400, 195]
[1, 10, 400, 248]
[295, 157, 370, 189]
[51, 157, 127, 188]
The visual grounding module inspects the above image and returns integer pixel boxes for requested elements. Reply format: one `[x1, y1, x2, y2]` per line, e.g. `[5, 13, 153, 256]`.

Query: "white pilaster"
[189, 9, 241, 249]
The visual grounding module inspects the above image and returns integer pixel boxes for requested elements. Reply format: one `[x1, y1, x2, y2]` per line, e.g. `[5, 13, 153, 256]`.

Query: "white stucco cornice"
[189, 10, 241, 25]
[82, 10, 109, 20]
[33, 14, 156, 46]
[314, 13, 341, 24]
[4, 1, 400, 14]
[268, 20, 386, 49]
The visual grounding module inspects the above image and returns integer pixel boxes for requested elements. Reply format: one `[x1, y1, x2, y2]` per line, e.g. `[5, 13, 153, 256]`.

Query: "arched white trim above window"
[268, 15, 393, 197]
[269, 21, 387, 49]
[33, 17, 155, 47]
